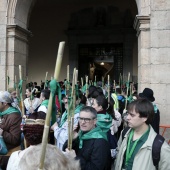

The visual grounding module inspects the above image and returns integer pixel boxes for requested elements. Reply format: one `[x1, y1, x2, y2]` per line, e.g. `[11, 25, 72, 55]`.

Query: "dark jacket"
[0, 112, 22, 169]
[66, 138, 111, 170]
[151, 109, 160, 134]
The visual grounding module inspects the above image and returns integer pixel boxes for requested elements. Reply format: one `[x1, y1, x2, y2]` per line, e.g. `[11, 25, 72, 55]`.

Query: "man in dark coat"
[139, 88, 160, 134]
[65, 106, 111, 170]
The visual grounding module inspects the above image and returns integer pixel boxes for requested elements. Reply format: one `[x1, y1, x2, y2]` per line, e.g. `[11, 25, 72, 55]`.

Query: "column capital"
[7, 25, 32, 42]
[133, 15, 150, 36]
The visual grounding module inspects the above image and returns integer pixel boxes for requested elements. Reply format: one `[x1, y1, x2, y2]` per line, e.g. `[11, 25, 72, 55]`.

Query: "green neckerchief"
[59, 110, 67, 127]
[59, 103, 84, 128]
[78, 126, 107, 149]
[97, 113, 112, 132]
[94, 82, 97, 86]
[81, 84, 89, 94]
[0, 107, 20, 116]
[125, 127, 150, 167]
[41, 99, 49, 108]
[18, 79, 23, 101]
[153, 103, 158, 113]
[49, 80, 56, 124]
[75, 103, 84, 114]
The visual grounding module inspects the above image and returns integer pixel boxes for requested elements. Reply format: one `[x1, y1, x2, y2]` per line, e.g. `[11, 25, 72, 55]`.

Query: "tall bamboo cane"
[75, 70, 78, 85]
[108, 75, 110, 108]
[86, 76, 88, 97]
[114, 80, 116, 94]
[6, 70, 9, 91]
[19, 65, 27, 149]
[19, 65, 25, 117]
[124, 72, 130, 110]
[38, 41, 65, 170]
[15, 75, 18, 97]
[44, 72, 48, 89]
[102, 76, 104, 89]
[81, 77, 83, 87]
[68, 68, 76, 150]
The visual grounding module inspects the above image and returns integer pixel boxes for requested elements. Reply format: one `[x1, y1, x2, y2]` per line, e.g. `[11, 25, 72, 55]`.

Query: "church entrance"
[78, 44, 123, 82]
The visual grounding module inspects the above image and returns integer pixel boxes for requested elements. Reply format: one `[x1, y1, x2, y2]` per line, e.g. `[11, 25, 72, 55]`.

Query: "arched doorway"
[5, 0, 138, 87]
[28, 0, 138, 85]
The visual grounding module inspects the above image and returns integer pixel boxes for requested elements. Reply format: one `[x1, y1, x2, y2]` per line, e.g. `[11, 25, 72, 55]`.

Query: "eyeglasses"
[77, 117, 96, 123]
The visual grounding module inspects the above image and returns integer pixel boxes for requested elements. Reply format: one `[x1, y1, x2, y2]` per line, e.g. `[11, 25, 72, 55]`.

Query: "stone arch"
[5, 0, 36, 90]
[4, 0, 150, 89]
[7, 0, 36, 28]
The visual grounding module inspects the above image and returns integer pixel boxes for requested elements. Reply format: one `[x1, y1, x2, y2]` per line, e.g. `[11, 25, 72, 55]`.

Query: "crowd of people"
[0, 79, 169, 170]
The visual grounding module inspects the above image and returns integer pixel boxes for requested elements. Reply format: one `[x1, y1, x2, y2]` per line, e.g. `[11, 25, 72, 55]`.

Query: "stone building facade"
[0, 0, 170, 124]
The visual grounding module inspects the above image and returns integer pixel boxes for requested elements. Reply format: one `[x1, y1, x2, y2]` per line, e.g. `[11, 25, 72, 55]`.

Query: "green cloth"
[81, 84, 89, 94]
[97, 113, 112, 132]
[59, 110, 67, 128]
[59, 103, 84, 128]
[122, 127, 150, 170]
[49, 80, 58, 124]
[153, 103, 158, 113]
[18, 79, 23, 101]
[78, 126, 107, 148]
[41, 99, 49, 108]
[0, 107, 20, 116]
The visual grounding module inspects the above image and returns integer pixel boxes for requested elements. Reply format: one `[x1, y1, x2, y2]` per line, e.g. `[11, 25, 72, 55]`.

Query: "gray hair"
[80, 106, 97, 118]
[18, 144, 80, 170]
[0, 91, 13, 103]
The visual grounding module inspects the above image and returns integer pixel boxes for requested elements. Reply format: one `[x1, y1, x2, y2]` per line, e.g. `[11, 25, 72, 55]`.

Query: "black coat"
[69, 138, 111, 170]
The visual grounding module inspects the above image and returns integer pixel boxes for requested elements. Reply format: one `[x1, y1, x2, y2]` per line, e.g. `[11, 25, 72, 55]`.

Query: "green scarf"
[59, 103, 84, 127]
[0, 107, 20, 116]
[153, 103, 158, 113]
[41, 99, 49, 108]
[59, 110, 67, 127]
[49, 79, 62, 124]
[97, 113, 112, 132]
[78, 126, 107, 149]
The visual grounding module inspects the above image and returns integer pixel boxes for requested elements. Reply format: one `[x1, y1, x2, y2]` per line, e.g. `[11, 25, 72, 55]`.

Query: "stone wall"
[0, 0, 7, 90]
[150, 0, 170, 124]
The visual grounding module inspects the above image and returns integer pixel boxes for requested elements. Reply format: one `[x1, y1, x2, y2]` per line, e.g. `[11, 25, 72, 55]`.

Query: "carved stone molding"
[7, 25, 32, 42]
[133, 15, 150, 36]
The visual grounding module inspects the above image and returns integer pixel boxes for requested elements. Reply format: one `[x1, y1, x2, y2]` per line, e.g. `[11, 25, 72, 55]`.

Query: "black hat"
[139, 88, 155, 102]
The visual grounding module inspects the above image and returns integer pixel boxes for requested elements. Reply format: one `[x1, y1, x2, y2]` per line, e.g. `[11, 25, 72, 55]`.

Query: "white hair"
[18, 144, 80, 170]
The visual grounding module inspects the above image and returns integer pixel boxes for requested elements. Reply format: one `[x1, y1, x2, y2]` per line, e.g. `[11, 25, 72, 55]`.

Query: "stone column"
[149, 0, 170, 123]
[134, 15, 150, 91]
[6, 25, 31, 90]
[0, 0, 7, 90]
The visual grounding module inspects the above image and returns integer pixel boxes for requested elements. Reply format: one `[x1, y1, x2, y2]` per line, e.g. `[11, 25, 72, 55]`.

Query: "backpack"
[122, 127, 165, 170]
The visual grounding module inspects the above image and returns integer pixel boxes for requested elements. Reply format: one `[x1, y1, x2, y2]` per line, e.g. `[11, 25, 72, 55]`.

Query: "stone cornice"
[133, 15, 150, 36]
[7, 25, 33, 42]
